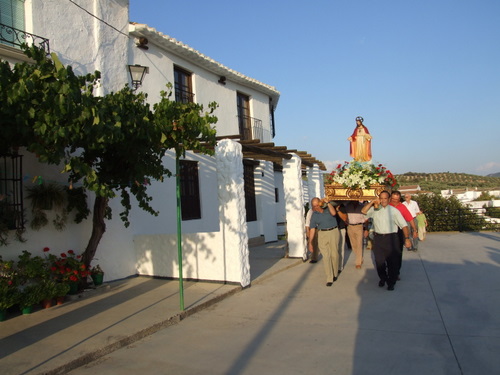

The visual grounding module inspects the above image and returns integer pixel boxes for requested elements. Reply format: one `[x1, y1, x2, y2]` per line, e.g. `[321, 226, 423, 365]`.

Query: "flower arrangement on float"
[325, 161, 398, 189]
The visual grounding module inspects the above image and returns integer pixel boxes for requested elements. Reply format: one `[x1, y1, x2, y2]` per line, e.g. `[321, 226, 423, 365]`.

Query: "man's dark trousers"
[373, 233, 400, 286]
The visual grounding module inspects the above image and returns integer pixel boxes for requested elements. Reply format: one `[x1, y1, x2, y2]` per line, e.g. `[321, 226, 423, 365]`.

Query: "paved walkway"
[0, 241, 296, 375]
[1, 233, 500, 375]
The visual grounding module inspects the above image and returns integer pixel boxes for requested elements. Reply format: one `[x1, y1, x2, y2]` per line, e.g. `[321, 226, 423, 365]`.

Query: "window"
[180, 160, 201, 220]
[237, 93, 251, 140]
[0, 153, 24, 231]
[174, 66, 194, 103]
[0, 0, 25, 47]
[243, 160, 257, 222]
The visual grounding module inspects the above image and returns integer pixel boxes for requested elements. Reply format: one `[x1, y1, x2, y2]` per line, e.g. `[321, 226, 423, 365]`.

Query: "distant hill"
[487, 172, 500, 178]
[395, 172, 500, 194]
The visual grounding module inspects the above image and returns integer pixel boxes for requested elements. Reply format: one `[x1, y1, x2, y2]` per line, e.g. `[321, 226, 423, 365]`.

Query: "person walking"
[362, 191, 411, 291]
[403, 193, 420, 250]
[345, 201, 366, 269]
[416, 211, 428, 241]
[308, 197, 340, 286]
[390, 191, 417, 277]
[305, 200, 319, 263]
[336, 202, 348, 272]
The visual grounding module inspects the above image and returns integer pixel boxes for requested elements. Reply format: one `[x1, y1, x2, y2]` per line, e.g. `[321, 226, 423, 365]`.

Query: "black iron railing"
[238, 115, 263, 141]
[0, 23, 50, 53]
[175, 88, 195, 103]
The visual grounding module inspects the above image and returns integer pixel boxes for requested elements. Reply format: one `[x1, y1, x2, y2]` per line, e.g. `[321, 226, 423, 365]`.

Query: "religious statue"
[347, 116, 372, 162]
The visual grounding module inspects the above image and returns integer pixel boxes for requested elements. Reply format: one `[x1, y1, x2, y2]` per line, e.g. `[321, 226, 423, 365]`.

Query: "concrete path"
[2, 233, 500, 375]
[0, 241, 295, 375]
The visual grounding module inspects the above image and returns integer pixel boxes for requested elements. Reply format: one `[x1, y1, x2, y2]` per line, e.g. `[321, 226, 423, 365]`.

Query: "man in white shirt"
[362, 191, 411, 291]
[403, 194, 420, 251]
[305, 200, 319, 263]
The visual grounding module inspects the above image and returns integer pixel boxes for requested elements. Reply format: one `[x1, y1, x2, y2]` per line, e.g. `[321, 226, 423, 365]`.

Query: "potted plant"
[18, 283, 43, 314]
[39, 279, 58, 308]
[25, 183, 68, 230]
[0, 258, 18, 321]
[16, 250, 47, 281]
[90, 264, 104, 286]
[54, 282, 70, 305]
[45, 248, 89, 294]
[26, 183, 66, 211]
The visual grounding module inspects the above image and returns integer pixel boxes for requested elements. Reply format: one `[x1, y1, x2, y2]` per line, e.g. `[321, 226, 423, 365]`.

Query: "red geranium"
[44, 248, 89, 283]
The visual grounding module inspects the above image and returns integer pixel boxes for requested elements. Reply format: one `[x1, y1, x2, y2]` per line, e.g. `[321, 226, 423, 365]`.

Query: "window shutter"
[0, 0, 25, 30]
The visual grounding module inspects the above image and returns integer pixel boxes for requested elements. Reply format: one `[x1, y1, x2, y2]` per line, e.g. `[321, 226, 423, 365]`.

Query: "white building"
[1, 0, 325, 286]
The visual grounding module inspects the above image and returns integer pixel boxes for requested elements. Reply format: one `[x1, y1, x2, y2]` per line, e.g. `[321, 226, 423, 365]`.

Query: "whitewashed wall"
[1, 0, 133, 281]
[31, 0, 130, 93]
[134, 140, 251, 286]
[2, 1, 298, 285]
[128, 25, 275, 142]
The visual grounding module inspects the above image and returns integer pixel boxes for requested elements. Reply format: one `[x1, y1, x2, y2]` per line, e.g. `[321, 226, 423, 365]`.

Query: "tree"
[1, 46, 218, 266]
[473, 192, 493, 201]
[413, 194, 490, 232]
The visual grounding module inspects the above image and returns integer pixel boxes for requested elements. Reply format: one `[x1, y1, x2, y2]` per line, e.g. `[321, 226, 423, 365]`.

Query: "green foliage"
[0, 257, 18, 310]
[153, 86, 218, 158]
[1, 46, 218, 264]
[16, 250, 48, 281]
[53, 282, 70, 297]
[91, 264, 104, 274]
[26, 183, 66, 211]
[0, 45, 99, 159]
[473, 192, 494, 201]
[0, 199, 26, 246]
[18, 283, 44, 309]
[39, 278, 59, 300]
[413, 194, 492, 232]
[396, 172, 500, 194]
[484, 206, 500, 218]
[26, 183, 67, 230]
[65, 187, 90, 223]
[24, 183, 89, 231]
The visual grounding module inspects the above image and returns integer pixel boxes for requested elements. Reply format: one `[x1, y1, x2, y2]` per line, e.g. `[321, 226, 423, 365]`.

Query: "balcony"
[238, 115, 266, 141]
[0, 23, 50, 54]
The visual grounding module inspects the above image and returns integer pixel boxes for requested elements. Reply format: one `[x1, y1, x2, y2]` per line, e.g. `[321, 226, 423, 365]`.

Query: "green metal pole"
[176, 155, 184, 311]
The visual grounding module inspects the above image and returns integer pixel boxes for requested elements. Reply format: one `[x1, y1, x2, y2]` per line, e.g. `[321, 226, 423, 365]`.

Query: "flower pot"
[0, 309, 7, 322]
[21, 305, 33, 315]
[68, 281, 79, 295]
[56, 296, 65, 305]
[91, 273, 104, 286]
[41, 299, 54, 309]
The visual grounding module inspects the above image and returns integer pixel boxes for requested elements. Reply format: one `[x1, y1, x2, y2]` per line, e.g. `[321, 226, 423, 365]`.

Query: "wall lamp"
[218, 76, 226, 85]
[128, 64, 149, 90]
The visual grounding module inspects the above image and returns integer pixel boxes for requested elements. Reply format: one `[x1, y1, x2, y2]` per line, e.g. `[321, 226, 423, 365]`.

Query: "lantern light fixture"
[127, 64, 149, 90]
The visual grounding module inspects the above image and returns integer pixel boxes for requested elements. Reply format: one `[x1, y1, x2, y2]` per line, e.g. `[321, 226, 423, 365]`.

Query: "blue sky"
[130, 0, 500, 176]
